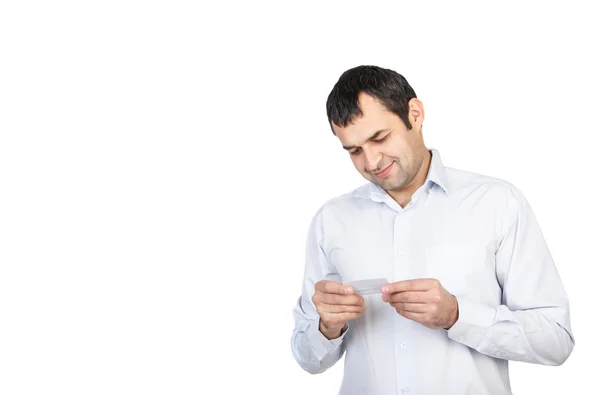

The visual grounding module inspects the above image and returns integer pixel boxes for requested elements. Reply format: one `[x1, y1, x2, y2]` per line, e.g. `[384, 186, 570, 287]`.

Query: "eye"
[350, 148, 362, 156]
[373, 134, 390, 143]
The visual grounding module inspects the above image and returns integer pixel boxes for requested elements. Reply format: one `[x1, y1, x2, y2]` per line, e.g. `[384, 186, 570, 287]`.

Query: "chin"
[374, 180, 394, 190]
[382, 179, 408, 191]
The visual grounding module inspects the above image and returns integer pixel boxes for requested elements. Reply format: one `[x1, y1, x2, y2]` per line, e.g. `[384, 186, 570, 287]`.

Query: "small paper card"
[343, 278, 389, 296]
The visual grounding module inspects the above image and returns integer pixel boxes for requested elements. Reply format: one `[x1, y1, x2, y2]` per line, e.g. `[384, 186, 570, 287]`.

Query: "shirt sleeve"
[446, 185, 575, 365]
[290, 208, 348, 374]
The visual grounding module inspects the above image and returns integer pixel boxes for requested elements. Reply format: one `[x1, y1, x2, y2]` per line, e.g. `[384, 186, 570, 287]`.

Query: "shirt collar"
[366, 148, 451, 202]
[427, 148, 451, 195]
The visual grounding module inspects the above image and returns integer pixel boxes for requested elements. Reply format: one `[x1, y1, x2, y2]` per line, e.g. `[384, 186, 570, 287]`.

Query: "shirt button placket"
[393, 210, 416, 394]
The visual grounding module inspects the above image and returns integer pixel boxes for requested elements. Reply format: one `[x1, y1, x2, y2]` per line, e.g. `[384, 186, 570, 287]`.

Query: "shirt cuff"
[307, 319, 347, 361]
[447, 297, 497, 349]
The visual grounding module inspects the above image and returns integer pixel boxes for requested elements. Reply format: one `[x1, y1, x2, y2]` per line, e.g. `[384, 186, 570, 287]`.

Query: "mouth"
[373, 162, 394, 179]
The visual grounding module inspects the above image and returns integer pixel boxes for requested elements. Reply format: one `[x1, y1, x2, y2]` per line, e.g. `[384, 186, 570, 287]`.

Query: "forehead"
[356, 92, 388, 115]
[332, 93, 397, 141]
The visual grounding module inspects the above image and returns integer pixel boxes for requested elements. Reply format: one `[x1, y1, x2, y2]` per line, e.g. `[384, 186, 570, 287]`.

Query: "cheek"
[385, 141, 402, 156]
[351, 156, 365, 172]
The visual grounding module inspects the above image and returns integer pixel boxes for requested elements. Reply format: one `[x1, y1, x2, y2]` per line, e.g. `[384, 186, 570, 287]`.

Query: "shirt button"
[400, 342, 407, 349]
[401, 387, 410, 394]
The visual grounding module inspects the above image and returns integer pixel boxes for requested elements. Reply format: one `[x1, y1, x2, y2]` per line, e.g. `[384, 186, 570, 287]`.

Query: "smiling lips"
[373, 162, 394, 178]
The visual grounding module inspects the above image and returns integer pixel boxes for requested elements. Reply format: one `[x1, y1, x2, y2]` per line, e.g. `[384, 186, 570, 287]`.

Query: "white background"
[1, 1, 598, 394]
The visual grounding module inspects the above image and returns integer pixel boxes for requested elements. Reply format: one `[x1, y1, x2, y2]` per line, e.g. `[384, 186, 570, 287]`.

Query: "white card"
[343, 278, 389, 295]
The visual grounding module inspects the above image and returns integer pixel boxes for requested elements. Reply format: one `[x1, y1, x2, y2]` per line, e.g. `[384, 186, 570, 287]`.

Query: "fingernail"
[381, 286, 389, 293]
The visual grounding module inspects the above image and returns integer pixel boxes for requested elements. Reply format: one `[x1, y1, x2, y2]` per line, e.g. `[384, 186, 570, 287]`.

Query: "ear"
[407, 98, 424, 129]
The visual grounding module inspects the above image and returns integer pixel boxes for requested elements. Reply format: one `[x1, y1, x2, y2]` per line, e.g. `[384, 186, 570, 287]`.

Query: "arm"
[447, 186, 575, 365]
[290, 210, 348, 374]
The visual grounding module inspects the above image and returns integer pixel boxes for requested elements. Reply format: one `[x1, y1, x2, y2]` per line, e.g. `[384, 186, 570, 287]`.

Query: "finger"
[391, 302, 429, 313]
[383, 291, 428, 304]
[315, 280, 354, 295]
[318, 303, 365, 314]
[381, 278, 439, 294]
[318, 292, 364, 306]
[324, 312, 362, 322]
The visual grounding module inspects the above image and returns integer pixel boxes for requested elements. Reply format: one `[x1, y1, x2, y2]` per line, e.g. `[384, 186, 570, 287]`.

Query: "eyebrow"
[342, 129, 390, 151]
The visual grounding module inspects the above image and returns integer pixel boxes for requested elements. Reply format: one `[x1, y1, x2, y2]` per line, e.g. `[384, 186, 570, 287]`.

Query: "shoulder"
[310, 182, 376, 221]
[445, 166, 525, 204]
[445, 166, 532, 235]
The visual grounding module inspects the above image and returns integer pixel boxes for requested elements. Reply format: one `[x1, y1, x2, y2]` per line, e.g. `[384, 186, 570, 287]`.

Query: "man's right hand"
[312, 280, 365, 339]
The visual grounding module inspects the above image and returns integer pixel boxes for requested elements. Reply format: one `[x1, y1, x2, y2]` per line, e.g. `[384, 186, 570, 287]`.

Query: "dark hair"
[326, 65, 417, 134]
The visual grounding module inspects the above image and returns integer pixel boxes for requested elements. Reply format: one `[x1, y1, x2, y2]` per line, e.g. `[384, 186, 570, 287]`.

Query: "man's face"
[332, 93, 426, 191]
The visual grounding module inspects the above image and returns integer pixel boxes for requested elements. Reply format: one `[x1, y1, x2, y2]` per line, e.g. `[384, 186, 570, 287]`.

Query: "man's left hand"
[381, 278, 459, 330]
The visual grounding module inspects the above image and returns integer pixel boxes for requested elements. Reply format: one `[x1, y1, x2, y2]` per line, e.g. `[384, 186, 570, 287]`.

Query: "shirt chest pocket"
[425, 244, 489, 297]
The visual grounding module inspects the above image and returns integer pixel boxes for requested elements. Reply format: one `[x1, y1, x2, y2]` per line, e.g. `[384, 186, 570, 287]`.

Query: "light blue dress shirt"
[291, 149, 574, 395]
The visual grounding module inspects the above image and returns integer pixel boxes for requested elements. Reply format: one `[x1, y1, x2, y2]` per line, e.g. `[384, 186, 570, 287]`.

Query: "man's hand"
[312, 280, 365, 339]
[381, 278, 459, 330]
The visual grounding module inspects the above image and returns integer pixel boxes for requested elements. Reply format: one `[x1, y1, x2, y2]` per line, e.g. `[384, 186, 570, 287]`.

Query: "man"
[290, 65, 574, 395]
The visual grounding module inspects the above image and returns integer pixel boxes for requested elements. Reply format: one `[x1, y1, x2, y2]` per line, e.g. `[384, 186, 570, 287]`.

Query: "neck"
[387, 150, 432, 208]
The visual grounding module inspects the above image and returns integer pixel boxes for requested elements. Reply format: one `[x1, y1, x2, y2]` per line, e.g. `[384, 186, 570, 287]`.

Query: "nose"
[363, 147, 383, 173]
